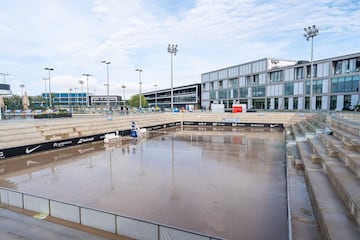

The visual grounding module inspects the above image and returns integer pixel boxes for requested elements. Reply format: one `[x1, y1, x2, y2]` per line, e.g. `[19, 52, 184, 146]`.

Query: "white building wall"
[322, 80, 329, 94]
[322, 96, 328, 110]
[298, 97, 304, 109]
[288, 98, 294, 110]
[351, 94, 359, 106]
[336, 95, 344, 110]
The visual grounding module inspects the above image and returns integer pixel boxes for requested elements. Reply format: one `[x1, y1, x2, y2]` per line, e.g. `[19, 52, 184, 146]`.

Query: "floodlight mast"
[167, 44, 178, 111]
[304, 25, 319, 112]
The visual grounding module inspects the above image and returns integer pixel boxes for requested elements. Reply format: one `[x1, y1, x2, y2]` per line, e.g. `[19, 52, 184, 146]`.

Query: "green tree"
[128, 94, 148, 108]
[4, 95, 22, 110]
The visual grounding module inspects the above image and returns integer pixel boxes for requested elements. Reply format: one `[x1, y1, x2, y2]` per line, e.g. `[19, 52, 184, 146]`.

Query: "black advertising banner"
[0, 122, 181, 160]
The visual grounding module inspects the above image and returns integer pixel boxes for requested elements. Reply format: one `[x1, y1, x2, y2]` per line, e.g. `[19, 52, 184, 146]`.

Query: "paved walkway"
[0, 207, 127, 240]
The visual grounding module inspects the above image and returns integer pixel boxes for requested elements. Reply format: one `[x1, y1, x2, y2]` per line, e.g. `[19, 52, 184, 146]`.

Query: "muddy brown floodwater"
[0, 129, 287, 240]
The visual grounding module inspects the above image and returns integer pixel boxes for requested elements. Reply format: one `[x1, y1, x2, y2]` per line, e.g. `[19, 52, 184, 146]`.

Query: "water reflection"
[0, 129, 287, 240]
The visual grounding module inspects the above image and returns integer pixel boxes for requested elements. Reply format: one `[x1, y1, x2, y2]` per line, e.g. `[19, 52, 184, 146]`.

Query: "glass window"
[330, 95, 337, 110]
[233, 89, 239, 98]
[316, 96, 322, 110]
[270, 71, 282, 82]
[252, 86, 265, 97]
[285, 83, 294, 96]
[219, 90, 227, 99]
[240, 88, 248, 98]
[352, 76, 359, 92]
[210, 90, 216, 99]
[284, 98, 288, 109]
[245, 76, 251, 86]
[293, 97, 298, 110]
[295, 67, 304, 79]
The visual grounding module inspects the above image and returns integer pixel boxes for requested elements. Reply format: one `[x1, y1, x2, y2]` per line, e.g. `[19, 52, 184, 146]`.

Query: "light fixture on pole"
[304, 25, 319, 112]
[82, 73, 92, 108]
[101, 61, 111, 111]
[0, 73, 9, 83]
[20, 84, 25, 97]
[74, 87, 78, 109]
[136, 69, 143, 109]
[167, 44, 178, 111]
[43, 78, 48, 109]
[121, 85, 126, 105]
[68, 88, 72, 112]
[154, 84, 158, 110]
[44, 67, 54, 108]
[79, 79, 84, 109]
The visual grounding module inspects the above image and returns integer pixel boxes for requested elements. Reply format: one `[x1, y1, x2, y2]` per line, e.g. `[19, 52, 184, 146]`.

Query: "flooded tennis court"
[0, 128, 287, 240]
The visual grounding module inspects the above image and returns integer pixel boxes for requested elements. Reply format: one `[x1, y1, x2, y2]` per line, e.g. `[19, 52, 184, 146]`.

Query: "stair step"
[309, 137, 360, 227]
[305, 169, 360, 239]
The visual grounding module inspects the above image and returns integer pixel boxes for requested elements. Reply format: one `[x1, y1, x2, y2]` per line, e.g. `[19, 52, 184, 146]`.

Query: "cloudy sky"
[1, 0, 359, 97]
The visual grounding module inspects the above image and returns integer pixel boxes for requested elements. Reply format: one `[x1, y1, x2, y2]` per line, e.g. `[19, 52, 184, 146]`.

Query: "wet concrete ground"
[0, 128, 287, 240]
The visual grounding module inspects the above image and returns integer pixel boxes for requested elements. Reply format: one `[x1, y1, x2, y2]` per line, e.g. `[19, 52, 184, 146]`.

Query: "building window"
[316, 96, 322, 109]
[270, 71, 282, 82]
[210, 82, 214, 90]
[306, 80, 323, 94]
[306, 64, 317, 78]
[210, 90, 216, 99]
[252, 86, 265, 97]
[285, 83, 294, 96]
[239, 88, 248, 98]
[219, 90, 227, 99]
[293, 97, 298, 110]
[218, 80, 223, 89]
[284, 98, 289, 109]
[233, 89, 239, 98]
[295, 67, 304, 79]
[252, 98, 265, 109]
[330, 95, 337, 110]
[344, 95, 351, 109]
[331, 76, 359, 93]
[253, 74, 259, 85]
[305, 97, 310, 110]
[334, 58, 360, 75]
[245, 76, 251, 86]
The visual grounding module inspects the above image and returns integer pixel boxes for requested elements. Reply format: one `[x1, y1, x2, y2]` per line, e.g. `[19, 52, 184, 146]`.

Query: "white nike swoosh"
[25, 145, 42, 154]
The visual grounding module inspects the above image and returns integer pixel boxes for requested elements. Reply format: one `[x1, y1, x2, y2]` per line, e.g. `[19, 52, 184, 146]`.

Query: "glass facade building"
[201, 53, 360, 111]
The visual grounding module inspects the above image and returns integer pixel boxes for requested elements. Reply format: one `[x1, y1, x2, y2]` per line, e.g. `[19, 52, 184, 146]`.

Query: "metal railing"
[0, 187, 223, 240]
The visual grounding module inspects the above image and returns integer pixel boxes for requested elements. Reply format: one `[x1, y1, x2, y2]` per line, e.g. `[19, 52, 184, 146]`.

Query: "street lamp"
[68, 88, 72, 112]
[79, 79, 84, 109]
[43, 78, 48, 109]
[44, 67, 54, 108]
[136, 68, 143, 109]
[20, 84, 25, 97]
[74, 87, 78, 110]
[0, 73, 9, 83]
[154, 84, 158, 110]
[82, 73, 92, 107]
[167, 44, 178, 111]
[304, 25, 319, 112]
[101, 61, 111, 111]
[121, 85, 126, 105]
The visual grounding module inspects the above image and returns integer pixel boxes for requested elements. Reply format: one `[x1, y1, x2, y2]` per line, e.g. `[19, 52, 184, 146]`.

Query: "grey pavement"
[0, 207, 108, 240]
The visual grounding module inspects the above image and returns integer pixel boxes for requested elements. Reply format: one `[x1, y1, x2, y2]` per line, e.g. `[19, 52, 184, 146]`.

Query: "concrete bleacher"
[290, 113, 360, 239]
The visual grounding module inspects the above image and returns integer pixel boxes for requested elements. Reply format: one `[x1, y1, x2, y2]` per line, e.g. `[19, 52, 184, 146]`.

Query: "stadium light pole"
[136, 69, 143, 109]
[167, 44, 178, 111]
[304, 25, 319, 112]
[44, 67, 54, 108]
[43, 78, 48, 109]
[82, 73, 92, 108]
[20, 84, 25, 97]
[0, 73, 9, 83]
[78, 79, 84, 109]
[154, 84, 158, 109]
[121, 85, 126, 106]
[101, 61, 111, 111]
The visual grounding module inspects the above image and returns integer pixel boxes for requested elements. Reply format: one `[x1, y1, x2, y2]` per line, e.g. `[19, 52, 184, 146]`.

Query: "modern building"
[143, 83, 201, 111]
[201, 52, 360, 111]
[0, 83, 11, 96]
[37, 93, 122, 109]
